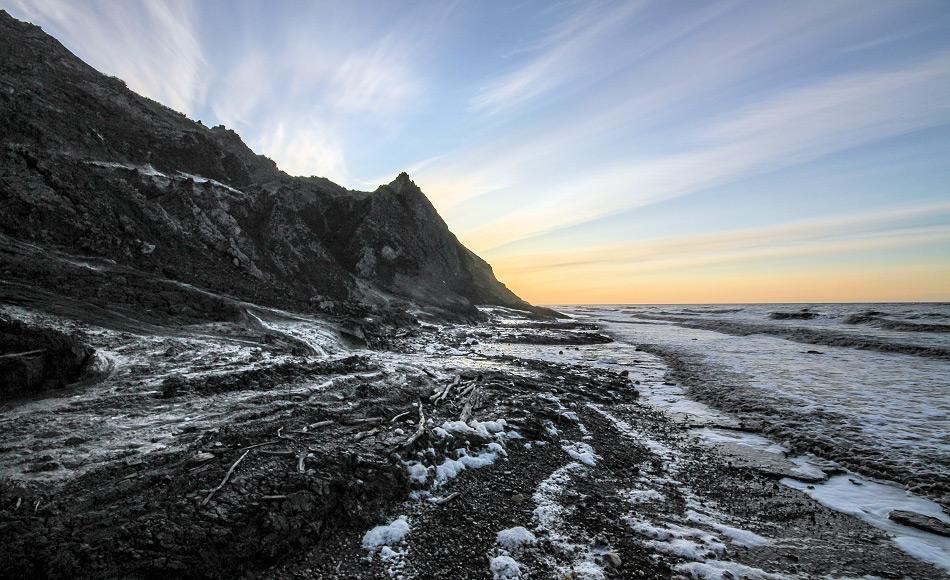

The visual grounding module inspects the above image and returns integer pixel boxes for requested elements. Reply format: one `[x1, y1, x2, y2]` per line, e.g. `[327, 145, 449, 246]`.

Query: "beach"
[1, 304, 947, 579]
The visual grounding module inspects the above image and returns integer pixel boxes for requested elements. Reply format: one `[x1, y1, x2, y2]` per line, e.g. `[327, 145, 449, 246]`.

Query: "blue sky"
[4, 0, 949, 302]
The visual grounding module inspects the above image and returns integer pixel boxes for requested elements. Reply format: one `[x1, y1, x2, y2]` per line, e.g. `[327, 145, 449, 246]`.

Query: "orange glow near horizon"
[492, 262, 950, 305]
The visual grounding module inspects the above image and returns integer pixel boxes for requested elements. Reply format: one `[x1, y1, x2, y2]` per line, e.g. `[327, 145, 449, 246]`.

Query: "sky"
[4, 0, 950, 304]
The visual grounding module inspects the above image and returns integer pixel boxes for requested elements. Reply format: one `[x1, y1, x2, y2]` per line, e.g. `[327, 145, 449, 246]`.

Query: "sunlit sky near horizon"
[5, 0, 950, 303]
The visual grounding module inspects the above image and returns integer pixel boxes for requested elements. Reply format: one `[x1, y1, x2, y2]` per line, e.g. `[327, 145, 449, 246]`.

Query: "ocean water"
[559, 304, 950, 507]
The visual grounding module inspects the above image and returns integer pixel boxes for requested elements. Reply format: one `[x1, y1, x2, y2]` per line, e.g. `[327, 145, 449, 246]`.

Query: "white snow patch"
[569, 560, 606, 579]
[675, 560, 791, 579]
[433, 445, 505, 486]
[405, 461, 428, 485]
[533, 462, 584, 529]
[362, 515, 410, 549]
[686, 510, 771, 547]
[586, 403, 675, 460]
[628, 519, 726, 559]
[623, 488, 666, 504]
[490, 555, 522, 579]
[496, 526, 537, 551]
[437, 418, 508, 439]
[561, 441, 599, 466]
[177, 171, 243, 194]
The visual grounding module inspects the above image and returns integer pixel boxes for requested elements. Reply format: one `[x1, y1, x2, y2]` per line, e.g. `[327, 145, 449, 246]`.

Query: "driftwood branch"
[307, 419, 335, 430]
[353, 427, 379, 442]
[390, 410, 411, 423]
[240, 440, 282, 451]
[296, 450, 308, 473]
[202, 449, 250, 506]
[431, 491, 461, 505]
[460, 387, 479, 423]
[430, 376, 460, 404]
[346, 416, 382, 426]
[400, 401, 426, 448]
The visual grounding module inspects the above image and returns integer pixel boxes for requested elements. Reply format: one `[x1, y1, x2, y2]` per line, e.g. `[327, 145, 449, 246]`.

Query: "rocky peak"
[0, 10, 551, 321]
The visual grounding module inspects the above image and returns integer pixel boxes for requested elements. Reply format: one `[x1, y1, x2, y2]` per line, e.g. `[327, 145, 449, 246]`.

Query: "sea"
[487, 303, 950, 568]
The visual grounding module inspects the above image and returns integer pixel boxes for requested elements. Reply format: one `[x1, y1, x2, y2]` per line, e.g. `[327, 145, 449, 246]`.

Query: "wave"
[636, 344, 950, 509]
[618, 313, 950, 360]
[769, 310, 818, 320]
[844, 313, 950, 333]
[678, 308, 745, 314]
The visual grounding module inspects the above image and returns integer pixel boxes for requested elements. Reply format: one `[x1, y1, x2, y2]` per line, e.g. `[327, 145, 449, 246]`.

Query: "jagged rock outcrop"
[0, 10, 546, 321]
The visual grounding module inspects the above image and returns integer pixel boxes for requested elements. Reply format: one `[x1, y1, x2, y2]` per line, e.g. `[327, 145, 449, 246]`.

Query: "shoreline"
[0, 305, 947, 578]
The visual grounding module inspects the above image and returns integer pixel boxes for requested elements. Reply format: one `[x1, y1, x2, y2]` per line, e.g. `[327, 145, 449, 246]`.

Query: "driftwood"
[240, 440, 282, 451]
[261, 495, 288, 501]
[431, 491, 461, 505]
[345, 416, 382, 426]
[430, 376, 460, 404]
[353, 427, 379, 442]
[390, 410, 412, 423]
[400, 401, 426, 448]
[459, 387, 480, 423]
[202, 449, 250, 506]
[307, 419, 335, 430]
[296, 450, 308, 473]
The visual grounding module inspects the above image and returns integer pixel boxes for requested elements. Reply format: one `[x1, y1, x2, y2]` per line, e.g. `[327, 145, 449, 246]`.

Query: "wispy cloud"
[5, 0, 206, 115]
[490, 202, 950, 278]
[257, 121, 348, 183]
[448, 49, 950, 251]
[471, 1, 646, 114]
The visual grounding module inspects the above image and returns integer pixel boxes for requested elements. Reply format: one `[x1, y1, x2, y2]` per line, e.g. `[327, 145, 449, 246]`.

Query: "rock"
[603, 551, 621, 567]
[0, 317, 96, 399]
[192, 452, 216, 463]
[160, 375, 185, 398]
[888, 510, 950, 537]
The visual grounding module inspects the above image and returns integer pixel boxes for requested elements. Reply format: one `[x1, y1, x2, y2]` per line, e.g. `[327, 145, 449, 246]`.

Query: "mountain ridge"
[0, 10, 548, 323]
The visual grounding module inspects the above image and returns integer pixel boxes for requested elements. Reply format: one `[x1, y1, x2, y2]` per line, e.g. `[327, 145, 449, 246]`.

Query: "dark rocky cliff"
[0, 10, 545, 322]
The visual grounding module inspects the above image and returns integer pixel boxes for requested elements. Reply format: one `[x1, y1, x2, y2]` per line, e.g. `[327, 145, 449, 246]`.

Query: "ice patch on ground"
[533, 462, 584, 529]
[404, 461, 428, 485]
[560, 441, 599, 466]
[433, 444, 506, 486]
[783, 474, 950, 572]
[496, 526, 537, 551]
[586, 403, 676, 461]
[686, 510, 771, 547]
[362, 515, 410, 549]
[675, 560, 791, 579]
[362, 516, 412, 578]
[531, 462, 607, 580]
[629, 519, 726, 558]
[436, 418, 508, 439]
[623, 487, 666, 504]
[490, 555, 522, 579]
[691, 427, 787, 455]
